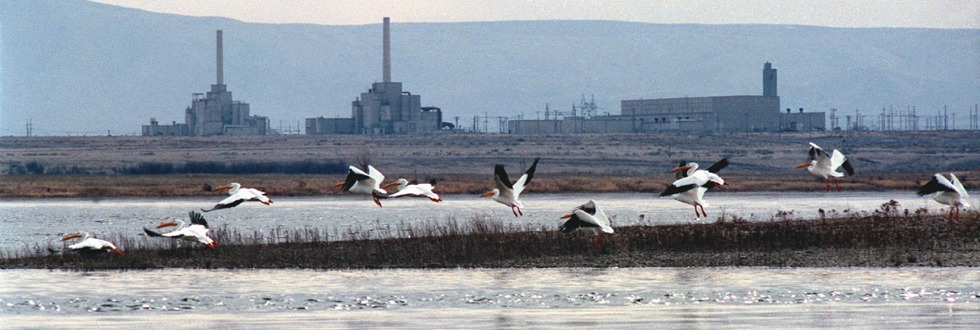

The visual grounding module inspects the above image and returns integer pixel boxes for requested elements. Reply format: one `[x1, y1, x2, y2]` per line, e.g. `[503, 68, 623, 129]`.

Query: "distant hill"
[2, 0, 977, 136]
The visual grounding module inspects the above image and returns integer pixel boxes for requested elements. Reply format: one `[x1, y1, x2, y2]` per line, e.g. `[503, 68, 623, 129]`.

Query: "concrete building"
[306, 117, 355, 134]
[509, 62, 825, 134]
[142, 118, 188, 136]
[143, 30, 270, 136]
[306, 17, 446, 135]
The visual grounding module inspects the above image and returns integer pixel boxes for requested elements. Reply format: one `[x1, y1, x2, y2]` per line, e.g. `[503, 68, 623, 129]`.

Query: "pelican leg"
[518, 208, 523, 216]
[825, 180, 831, 192]
[511, 206, 519, 217]
[948, 208, 954, 220]
[373, 195, 382, 208]
[955, 207, 960, 221]
[833, 177, 842, 192]
[699, 204, 708, 218]
[693, 205, 700, 219]
[592, 234, 603, 249]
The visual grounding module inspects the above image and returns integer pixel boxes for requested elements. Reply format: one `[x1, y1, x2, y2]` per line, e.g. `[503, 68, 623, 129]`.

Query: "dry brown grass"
[1, 170, 976, 198]
[3, 205, 977, 269]
[2, 131, 978, 197]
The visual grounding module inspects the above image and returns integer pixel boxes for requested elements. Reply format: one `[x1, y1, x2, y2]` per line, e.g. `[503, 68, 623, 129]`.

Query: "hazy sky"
[91, 0, 979, 29]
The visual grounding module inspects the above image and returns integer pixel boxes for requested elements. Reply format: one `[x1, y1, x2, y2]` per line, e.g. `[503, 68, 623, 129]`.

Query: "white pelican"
[559, 200, 614, 246]
[335, 165, 388, 207]
[383, 178, 442, 202]
[61, 231, 123, 255]
[202, 182, 273, 212]
[480, 158, 539, 217]
[796, 142, 855, 192]
[144, 211, 217, 248]
[661, 159, 729, 219]
[917, 173, 971, 220]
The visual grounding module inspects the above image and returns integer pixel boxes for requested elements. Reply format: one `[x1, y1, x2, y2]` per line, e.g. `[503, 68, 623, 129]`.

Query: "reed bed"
[2, 202, 977, 270]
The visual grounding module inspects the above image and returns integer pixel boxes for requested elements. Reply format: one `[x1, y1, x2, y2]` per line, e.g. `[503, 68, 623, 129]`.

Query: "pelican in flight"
[481, 158, 540, 217]
[559, 200, 614, 246]
[383, 178, 442, 202]
[660, 158, 729, 219]
[917, 173, 971, 220]
[144, 211, 216, 248]
[335, 165, 388, 207]
[60, 231, 123, 255]
[202, 182, 273, 212]
[796, 142, 855, 192]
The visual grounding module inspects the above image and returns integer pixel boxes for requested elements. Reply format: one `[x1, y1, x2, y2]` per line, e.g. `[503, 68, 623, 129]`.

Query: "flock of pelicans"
[55, 142, 972, 256]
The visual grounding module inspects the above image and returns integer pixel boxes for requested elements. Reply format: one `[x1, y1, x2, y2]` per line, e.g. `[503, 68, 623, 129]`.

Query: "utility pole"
[944, 106, 949, 130]
[26, 119, 33, 137]
[971, 106, 976, 130]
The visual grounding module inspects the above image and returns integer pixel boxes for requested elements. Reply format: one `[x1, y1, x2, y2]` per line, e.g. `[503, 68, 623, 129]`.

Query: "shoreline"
[2, 171, 974, 198]
[3, 208, 977, 270]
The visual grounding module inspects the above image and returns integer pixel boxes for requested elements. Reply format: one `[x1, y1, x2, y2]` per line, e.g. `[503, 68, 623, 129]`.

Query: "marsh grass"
[3, 170, 975, 198]
[3, 202, 977, 270]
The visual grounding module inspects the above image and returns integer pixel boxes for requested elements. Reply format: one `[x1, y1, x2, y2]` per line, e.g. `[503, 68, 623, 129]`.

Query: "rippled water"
[1, 268, 977, 328]
[0, 191, 960, 252]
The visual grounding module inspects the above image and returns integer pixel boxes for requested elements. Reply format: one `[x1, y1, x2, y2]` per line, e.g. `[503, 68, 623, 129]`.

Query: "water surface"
[1, 267, 977, 328]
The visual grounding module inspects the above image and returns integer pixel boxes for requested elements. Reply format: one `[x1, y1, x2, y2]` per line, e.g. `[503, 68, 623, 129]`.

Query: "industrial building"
[508, 62, 825, 134]
[143, 30, 269, 136]
[306, 17, 447, 135]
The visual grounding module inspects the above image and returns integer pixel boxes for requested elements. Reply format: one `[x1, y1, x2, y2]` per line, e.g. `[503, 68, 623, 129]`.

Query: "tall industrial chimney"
[383, 17, 391, 83]
[763, 62, 776, 97]
[216, 30, 224, 85]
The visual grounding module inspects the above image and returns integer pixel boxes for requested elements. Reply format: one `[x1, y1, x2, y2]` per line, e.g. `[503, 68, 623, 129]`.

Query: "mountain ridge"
[2, 0, 977, 135]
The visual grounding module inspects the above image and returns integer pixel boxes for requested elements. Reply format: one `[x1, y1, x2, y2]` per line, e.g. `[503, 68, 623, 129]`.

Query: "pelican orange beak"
[156, 220, 178, 228]
[479, 191, 494, 198]
[559, 214, 573, 219]
[61, 233, 82, 241]
[795, 163, 811, 169]
[111, 247, 124, 255]
[212, 184, 233, 192]
[381, 182, 400, 189]
[205, 242, 216, 249]
[334, 181, 346, 188]
[671, 165, 691, 173]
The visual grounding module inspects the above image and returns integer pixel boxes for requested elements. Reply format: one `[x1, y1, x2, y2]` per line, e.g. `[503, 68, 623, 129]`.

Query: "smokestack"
[383, 17, 391, 83]
[216, 30, 223, 85]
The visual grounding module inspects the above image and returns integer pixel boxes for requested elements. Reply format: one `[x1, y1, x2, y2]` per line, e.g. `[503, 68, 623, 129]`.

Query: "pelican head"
[62, 232, 85, 241]
[213, 182, 241, 194]
[382, 178, 408, 190]
[671, 162, 698, 174]
[795, 161, 815, 169]
[156, 220, 180, 228]
[480, 189, 499, 198]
